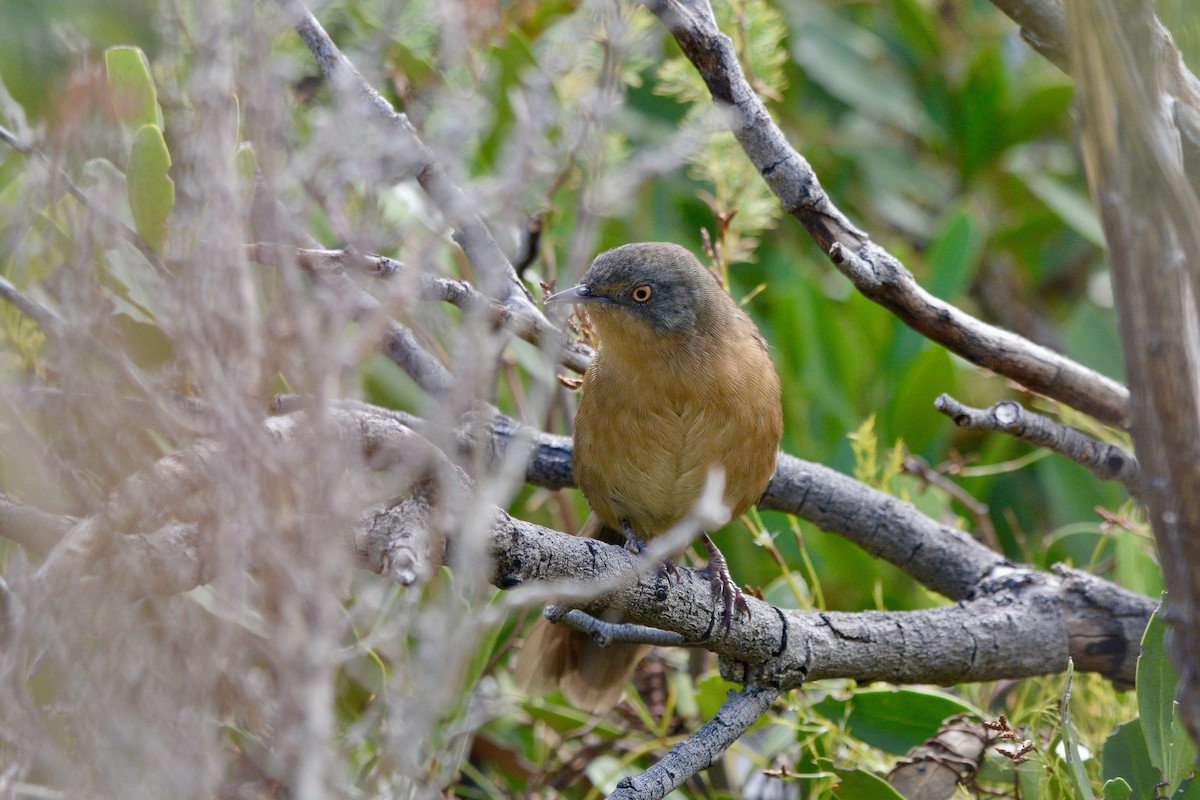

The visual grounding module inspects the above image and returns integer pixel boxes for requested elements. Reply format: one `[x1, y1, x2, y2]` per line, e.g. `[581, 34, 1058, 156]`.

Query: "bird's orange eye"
[631, 285, 653, 303]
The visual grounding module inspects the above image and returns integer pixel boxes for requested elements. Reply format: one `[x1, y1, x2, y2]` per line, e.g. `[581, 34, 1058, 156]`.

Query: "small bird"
[515, 242, 783, 713]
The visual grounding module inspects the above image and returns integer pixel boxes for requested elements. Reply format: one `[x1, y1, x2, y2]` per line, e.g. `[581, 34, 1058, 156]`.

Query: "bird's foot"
[620, 520, 648, 554]
[622, 520, 679, 588]
[699, 533, 750, 631]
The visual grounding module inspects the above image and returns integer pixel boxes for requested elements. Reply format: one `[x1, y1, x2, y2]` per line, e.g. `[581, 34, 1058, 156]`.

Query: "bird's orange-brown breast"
[573, 301, 782, 537]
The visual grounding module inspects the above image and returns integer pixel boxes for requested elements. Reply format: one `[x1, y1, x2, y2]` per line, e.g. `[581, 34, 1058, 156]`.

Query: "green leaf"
[883, 343, 955, 455]
[1016, 759, 1045, 800]
[832, 768, 905, 800]
[760, 570, 811, 610]
[81, 157, 129, 197]
[113, 314, 173, 370]
[1138, 603, 1199, 794]
[1103, 718, 1160, 799]
[235, 144, 258, 205]
[1102, 778, 1132, 800]
[126, 124, 175, 254]
[690, 679, 773, 737]
[105, 46, 161, 130]
[785, 4, 930, 136]
[523, 697, 609, 731]
[890, 0, 942, 64]
[927, 205, 986, 302]
[813, 687, 978, 755]
[1061, 662, 1098, 800]
[1062, 302, 1126, 382]
[1172, 777, 1200, 800]
[1018, 172, 1106, 248]
[361, 352, 426, 412]
[1111, 522, 1162, 597]
[1006, 82, 1074, 143]
[958, 45, 1007, 178]
[101, 242, 163, 321]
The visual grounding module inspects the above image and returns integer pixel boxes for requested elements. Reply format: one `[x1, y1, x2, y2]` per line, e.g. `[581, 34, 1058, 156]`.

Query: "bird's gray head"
[545, 242, 724, 335]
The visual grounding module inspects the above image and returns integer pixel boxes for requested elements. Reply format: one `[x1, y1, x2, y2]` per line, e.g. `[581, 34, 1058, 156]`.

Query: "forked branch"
[642, 0, 1131, 430]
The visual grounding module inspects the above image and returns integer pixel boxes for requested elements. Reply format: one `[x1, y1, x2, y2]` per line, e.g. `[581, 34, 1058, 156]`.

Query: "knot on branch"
[1053, 564, 1154, 686]
[357, 494, 443, 585]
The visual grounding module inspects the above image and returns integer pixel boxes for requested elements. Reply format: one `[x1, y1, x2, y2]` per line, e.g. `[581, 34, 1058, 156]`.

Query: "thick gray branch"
[491, 511, 1152, 687]
[0, 403, 1154, 693]
[642, 0, 1131, 430]
[762, 454, 1004, 601]
[4, 474, 1153, 688]
[487, 415, 1009, 602]
[0, 494, 72, 554]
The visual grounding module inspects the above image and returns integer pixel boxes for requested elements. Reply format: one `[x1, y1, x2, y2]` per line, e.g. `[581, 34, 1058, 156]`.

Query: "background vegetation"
[1, 0, 1197, 797]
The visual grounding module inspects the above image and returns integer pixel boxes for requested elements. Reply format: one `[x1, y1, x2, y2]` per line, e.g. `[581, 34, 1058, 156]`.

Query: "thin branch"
[267, 245, 405, 278]
[550, 607, 688, 647]
[246, 244, 593, 373]
[606, 685, 782, 800]
[248, 184, 457, 396]
[348, 288, 458, 397]
[902, 452, 999, 551]
[280, 3, 605, 380]
[511, 213, 544, 278]
[281, 1, 533, 312]
[935, 394, 1141, 494]
[642, 0, 1131, 430]
[0, 275, 64, 335]
[0, 123, 34, 155]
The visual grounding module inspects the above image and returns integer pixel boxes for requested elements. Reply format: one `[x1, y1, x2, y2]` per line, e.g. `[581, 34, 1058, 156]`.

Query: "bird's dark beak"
[544, 284, 598, 306]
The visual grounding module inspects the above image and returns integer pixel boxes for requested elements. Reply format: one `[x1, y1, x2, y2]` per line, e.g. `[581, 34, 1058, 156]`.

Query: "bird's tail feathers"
[513, 615, 649, 714]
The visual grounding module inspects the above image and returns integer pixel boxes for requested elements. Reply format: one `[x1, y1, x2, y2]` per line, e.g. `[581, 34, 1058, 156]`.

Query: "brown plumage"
[515, 242, 783, 713]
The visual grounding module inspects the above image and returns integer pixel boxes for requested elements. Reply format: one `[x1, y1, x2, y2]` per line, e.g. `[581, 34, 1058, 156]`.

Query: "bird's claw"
[622, 520, 679, 590]
[700, 533, 751, 632]
[621, 520, 648, 554]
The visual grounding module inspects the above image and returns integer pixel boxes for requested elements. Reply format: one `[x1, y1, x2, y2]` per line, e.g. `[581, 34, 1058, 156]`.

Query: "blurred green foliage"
[0, 0, 160, 120]
[1, 0, 1191, 797]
